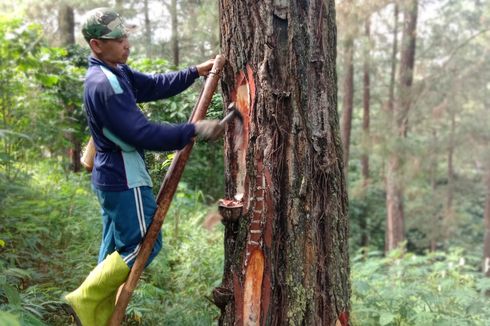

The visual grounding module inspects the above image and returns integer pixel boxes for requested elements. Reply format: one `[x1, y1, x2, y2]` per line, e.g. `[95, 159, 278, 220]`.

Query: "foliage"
[0, 162, 99, 325]
[0, 162, 224, 325]
[1, 1, 489, 325]
[0, 16, 88, 178]
[351, 247, 490, 326]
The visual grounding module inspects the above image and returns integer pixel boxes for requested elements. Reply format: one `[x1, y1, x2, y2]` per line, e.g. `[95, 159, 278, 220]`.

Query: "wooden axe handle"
[110, 54, 226, 325]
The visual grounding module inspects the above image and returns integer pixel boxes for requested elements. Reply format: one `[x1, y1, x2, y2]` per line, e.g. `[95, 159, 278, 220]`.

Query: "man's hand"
[196, 59, 215, 77]
[194, 120, 224, 141]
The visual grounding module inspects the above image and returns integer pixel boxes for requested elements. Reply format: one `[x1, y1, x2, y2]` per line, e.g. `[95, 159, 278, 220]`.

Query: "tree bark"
[360, 17, 370, 248]
[216, 1, 350, 325]
[385, 0, 418, 252]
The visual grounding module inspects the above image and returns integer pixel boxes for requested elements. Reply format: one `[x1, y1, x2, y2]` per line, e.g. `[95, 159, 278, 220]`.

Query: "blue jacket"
[84, 57, 198, 191]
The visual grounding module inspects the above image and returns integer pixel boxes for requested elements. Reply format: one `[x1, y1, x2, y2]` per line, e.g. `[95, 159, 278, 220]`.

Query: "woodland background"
[1, 0, 490, 325]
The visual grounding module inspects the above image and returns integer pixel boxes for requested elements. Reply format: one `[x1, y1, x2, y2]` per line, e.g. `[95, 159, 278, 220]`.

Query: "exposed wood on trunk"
[243, 249, 265, 324]
[217, 1, 350, 324]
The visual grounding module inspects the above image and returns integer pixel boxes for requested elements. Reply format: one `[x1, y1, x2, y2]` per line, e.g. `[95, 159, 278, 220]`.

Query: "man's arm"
[99, 91, 196, 152]
[127, 59, 216, 103]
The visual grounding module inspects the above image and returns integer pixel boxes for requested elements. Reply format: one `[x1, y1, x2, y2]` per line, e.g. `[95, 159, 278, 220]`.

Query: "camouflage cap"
[82, 8, 132, 41]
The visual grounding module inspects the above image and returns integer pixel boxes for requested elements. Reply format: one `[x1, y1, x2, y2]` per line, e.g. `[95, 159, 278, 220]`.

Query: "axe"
[220, 102, 243, 132]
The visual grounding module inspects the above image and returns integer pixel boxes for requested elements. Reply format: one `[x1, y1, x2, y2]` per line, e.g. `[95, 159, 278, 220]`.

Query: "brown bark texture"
[385, 0, 418, 252]
[216, 1, 350, 325]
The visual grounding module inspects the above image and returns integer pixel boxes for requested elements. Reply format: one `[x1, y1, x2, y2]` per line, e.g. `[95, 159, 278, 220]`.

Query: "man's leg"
[97, 208, 116, 263]
[114, 186, 162, 268]
[65, 186, 162, 326]
[64, 252, 129, 326]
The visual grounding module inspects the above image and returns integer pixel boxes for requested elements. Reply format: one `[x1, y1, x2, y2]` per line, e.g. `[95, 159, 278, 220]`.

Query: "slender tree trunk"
[483, 171, 490, 280]
[170, 0, 179, 67]
[385, 0, 418, 252]
[429, 128, 438, 252]
[360, 18, 371, 248]
[58, 4, 81, 172]
[115, 0, 124, 13]
[340, 0, 355, 175]
[216, 1, 350, 325]
[143, 0, 152, 57]
[445, 108, 455, 241]
[387, 4, 398, 115]
[58, 4, 74, 45]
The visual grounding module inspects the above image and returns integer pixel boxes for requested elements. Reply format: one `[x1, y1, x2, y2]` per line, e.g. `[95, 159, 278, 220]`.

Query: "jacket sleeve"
[98, 90, 196, 152]
[124, 66, 200, 103]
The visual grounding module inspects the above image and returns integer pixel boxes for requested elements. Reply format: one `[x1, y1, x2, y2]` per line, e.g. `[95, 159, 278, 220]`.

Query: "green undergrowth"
[351, 247, 490, 326]
[0, 162, 224, 325]
[2, 163, 490, 325]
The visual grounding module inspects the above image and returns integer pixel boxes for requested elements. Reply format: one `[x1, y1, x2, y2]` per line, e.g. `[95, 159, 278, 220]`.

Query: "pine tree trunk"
[115, 0, 124, 13]
[360, 18, 370, 248]
[385, 0, 418, 252]
[216, 1, 350, 325]
[445, 109, 455, 241]
[483, 172, 490, 280]
[171, 0, 179, 67]
[144, 0, 152, 57]
[429, 128, 439, 251]
[387, 4, 398, 115]
[58, 4, 81, 172]
[340, 35, 354, 175]
[58, 4, 74, 46]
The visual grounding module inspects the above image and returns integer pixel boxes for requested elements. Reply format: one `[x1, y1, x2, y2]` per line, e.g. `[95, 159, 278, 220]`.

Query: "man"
[64, 8, 223, 326]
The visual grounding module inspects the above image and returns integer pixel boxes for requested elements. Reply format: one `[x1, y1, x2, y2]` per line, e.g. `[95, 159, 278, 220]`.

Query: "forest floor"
[1, 162, 490, 325]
